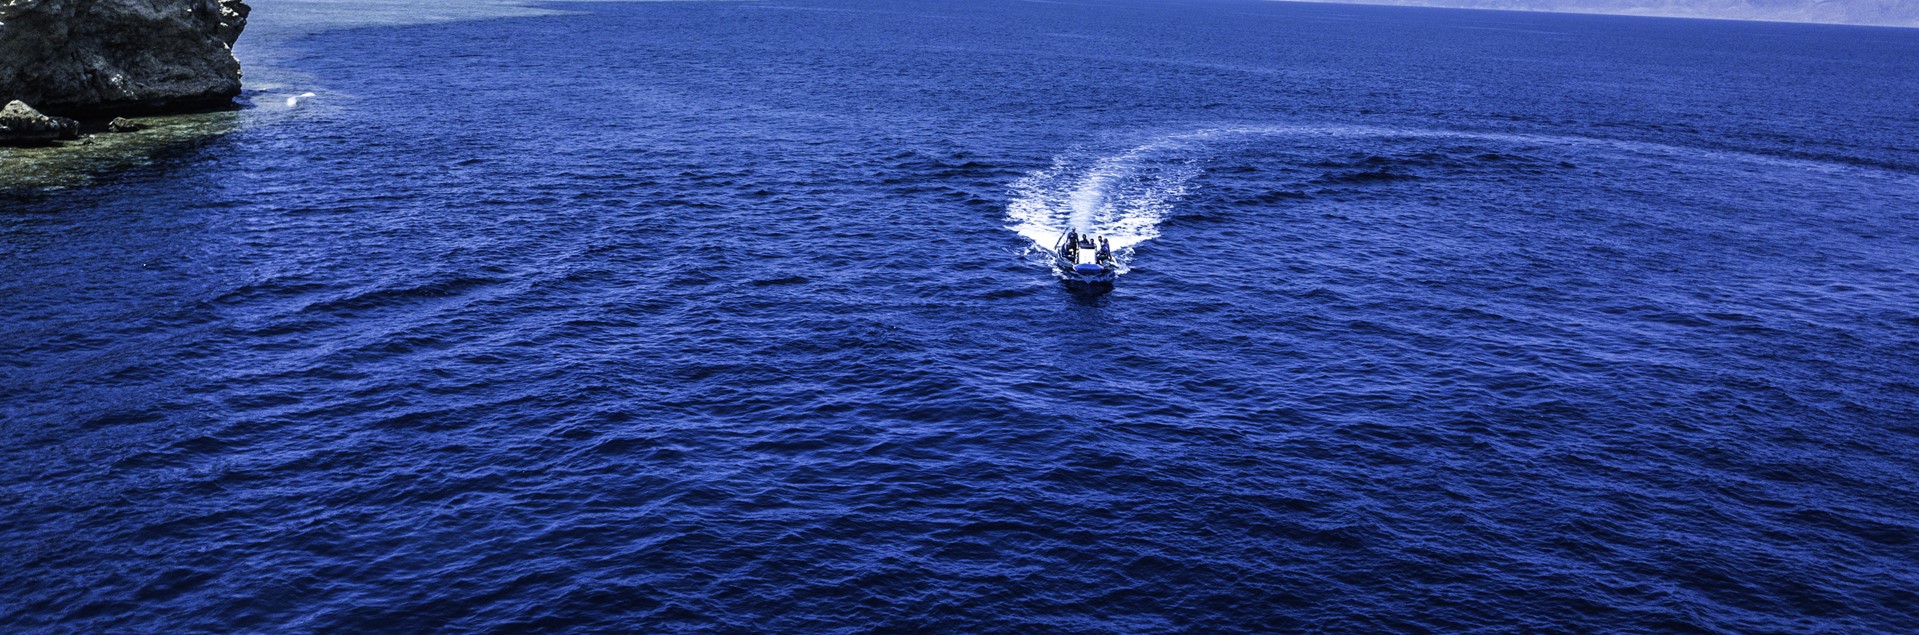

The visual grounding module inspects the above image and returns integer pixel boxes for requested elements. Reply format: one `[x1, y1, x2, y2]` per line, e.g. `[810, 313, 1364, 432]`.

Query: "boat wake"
[1006, 136, 1208, 277]
[1005, 123, 1919, 286]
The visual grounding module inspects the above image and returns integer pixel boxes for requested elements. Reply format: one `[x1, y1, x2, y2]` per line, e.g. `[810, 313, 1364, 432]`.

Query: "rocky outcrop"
[0, 100, 80, 145]
[0, 0, 251, 117]
[106, 116, 145, 132]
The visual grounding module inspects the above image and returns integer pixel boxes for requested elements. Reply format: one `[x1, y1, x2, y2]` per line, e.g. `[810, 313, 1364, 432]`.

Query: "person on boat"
[1097, 237, 1111, 263]
[1062, 230, 1079, 260]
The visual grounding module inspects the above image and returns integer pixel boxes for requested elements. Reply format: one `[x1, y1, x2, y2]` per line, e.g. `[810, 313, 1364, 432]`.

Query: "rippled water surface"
[5, 0, 1919, 631]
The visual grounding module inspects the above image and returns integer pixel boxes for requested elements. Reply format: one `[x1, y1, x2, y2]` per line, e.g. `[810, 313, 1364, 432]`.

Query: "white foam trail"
[1008, 123, 1905, 272]
[1005, 135, 1209, 275]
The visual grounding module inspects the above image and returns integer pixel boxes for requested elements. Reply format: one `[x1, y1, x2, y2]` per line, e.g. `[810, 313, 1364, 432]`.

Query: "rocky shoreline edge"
[0, 100, 164, 144]
[2, 0, 251, 189]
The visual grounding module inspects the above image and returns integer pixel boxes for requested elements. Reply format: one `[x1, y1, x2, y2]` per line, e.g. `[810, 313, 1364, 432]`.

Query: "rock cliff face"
[0, 0, 251, 117]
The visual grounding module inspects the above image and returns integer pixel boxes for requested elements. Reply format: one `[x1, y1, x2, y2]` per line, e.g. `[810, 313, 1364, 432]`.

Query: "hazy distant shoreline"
[1274, 0, 1919, 28]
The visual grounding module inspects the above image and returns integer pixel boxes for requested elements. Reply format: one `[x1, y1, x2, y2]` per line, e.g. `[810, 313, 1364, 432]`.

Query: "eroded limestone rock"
[0, 0, 252, 116]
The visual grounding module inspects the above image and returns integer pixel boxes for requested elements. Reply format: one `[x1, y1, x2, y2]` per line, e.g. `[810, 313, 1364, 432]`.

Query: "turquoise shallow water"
[4, 0, 1918, 631]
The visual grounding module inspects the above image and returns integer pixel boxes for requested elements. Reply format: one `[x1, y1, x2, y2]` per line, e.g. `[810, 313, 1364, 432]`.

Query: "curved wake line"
[1005, 123, 1912, 278]
[1005, 134, 1211, 275]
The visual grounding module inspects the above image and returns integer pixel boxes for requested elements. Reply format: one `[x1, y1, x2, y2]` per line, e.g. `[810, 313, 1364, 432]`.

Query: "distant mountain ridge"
[1283, 0, 1919, 27]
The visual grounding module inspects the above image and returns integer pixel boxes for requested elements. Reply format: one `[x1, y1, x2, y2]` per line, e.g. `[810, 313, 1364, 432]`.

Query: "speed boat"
[1052, 230, 1117, 289]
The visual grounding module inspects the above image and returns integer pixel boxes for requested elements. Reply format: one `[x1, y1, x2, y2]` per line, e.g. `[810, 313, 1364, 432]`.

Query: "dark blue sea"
[5, 0, 1919, 631]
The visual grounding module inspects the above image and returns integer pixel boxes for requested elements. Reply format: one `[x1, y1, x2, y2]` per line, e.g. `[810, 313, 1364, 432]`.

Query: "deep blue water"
[5, 0, 1919, 631]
